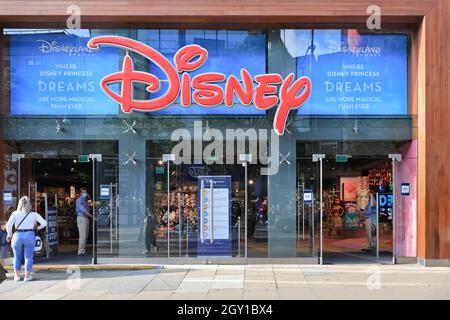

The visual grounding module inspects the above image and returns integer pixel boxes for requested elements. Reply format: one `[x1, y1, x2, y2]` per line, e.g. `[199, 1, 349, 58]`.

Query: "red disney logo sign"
[87, 36, 311, 135]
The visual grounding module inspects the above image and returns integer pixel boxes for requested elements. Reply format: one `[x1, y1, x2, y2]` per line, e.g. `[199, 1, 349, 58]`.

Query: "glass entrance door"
[147, 139, 269, 261]
[167, 162, 245, 259]
[9, 152, 119, 261]
[148, 153, 249, 259]
[12, 154, 40, 215]
[319, 155, 395, 262]
[6, 141, 119, 262]
[297, 142, 401, 263]
[149, 157, 205, 258]
[94, 156, 119, 258]
[296, 156, 321, 262]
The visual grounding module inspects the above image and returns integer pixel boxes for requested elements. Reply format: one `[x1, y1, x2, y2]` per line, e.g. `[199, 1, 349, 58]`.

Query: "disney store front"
[0, 28, 417, 264]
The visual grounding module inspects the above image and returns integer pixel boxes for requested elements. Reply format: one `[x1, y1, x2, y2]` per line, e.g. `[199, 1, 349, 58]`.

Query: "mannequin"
[327, 198, 344, 238]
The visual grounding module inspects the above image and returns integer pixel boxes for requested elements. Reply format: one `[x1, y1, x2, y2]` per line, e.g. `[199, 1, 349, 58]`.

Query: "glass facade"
[0, 28, 417, 262]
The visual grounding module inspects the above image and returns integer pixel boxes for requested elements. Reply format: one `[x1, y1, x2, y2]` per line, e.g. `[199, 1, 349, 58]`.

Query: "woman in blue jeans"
[6, 196, 47, 282]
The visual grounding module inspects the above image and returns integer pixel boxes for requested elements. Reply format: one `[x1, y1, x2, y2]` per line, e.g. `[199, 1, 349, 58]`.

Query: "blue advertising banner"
[296, 32, 408, 115]
[197, 176, 232, 257]
[8, 30, 407, 117]
[144, 30, 267, 115]
[9, 33, 119, 115]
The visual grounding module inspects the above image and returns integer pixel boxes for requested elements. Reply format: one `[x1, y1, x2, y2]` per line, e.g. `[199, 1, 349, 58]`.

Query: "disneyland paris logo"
[37, 39, 92, 56]
[327, 41, 382, 57]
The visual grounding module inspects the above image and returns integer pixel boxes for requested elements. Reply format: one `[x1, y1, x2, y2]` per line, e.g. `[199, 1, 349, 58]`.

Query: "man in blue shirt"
[76, 188, 93, 256]
[363, 190, 378, 253]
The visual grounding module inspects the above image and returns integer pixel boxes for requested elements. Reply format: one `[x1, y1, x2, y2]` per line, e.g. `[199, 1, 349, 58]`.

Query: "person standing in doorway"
[76, 188, 94, 256]
[142, 209, 158, 255]
[362, 190, 377, 253]
[0, 221, 9, 266]
[0, 222, 7, 284]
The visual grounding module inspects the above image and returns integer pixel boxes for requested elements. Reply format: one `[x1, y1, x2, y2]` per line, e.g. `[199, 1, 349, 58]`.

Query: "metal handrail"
[210, 179, 214, 244]
[235, 217, 241, 257]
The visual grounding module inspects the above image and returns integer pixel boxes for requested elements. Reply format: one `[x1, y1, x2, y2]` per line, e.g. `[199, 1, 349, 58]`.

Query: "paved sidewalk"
[1, 264, 449, 300]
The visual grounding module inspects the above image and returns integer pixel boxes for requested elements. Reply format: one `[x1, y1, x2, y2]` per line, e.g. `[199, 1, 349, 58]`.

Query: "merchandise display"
[368, 162, 392, 193]
[253, 196, 268, 242]
[343, 203, 359, 232]
[151, 162, 269, 256]
[322, 162, 393, 242]
[153, 189, 199, 238]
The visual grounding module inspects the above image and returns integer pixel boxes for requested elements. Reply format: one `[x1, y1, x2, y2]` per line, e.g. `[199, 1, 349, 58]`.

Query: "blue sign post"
[197, 176, 232, 257]
[46, 206, 58, 257]
[3, 191, 13, 205]
[401, 183, 410, 196]
[303, 189, 313, 205]
[99, 184, 111, 200]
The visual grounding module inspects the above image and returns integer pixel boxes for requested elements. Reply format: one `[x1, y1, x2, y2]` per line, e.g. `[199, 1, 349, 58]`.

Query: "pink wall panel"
[395, 140, 418, 257]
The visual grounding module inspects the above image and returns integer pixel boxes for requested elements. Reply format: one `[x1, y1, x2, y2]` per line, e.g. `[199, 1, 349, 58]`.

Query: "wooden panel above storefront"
[0, 0, 436, 27]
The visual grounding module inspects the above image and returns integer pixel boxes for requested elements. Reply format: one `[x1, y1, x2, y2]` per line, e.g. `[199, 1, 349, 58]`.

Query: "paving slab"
[275, 280, 311, 289]
[245, 269, 274, 276]
[218, 265, 245, 270]
[216, 268, 246, 275]
[25, 293, 67, 300]
[97, 293, 138, 300]
[176, 281, 212, 293]
[60, 290, 105, 300]
[244, 275, 275, 282]
[168, 292, 207, 300]
[206, 289, 243, 300]
[143, 276, 182, 291]
[78, 276, 125, 292]
[210, 275, 244, 289]
[311, 287, 396, 300]
[3, 279, 60, 294]
[37, 277, 93, 294]
[133, 290, 173, 300]
[277, 288, 316, 300]
[0, 279, 23, 294]
[0, 290, 37, 300]
[243, 290, 279, 300]
[244, 280, 277, 291]
[386, 287, 450, 300]
[107, 274, 155, 294]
